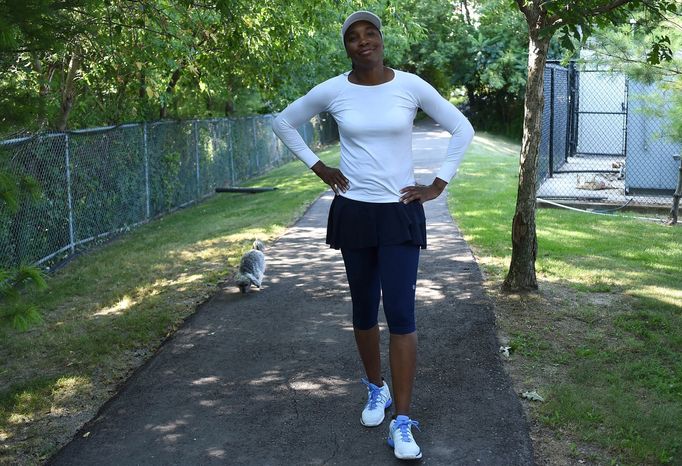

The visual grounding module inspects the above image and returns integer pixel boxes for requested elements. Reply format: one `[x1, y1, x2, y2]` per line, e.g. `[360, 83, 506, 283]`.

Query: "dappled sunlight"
[90, 273, 204, 320]
[264, 208, 347, 299]
[458, 208, 508, 218]
[146, 273, 203, 292]
[177, 245, 225, 262]
[161, 433, 183, 443]
[288, 376, 352, 396]
[536, 255, 681, 311]
[634, 286, 682, 310]
[52, 376, 92, 404]
[248, 372, 284, 386]
[206, 448, 226, 459]
[191, 376, 220, 386]
[474, 256, 510, 274]
[539, 225, 599, 243]
[471, 134, 520, 156]
[174, 229, 276, 261]
[9, 392, 34, 425]
[416, 278, 446, 302]
[7, 376, 93, 428]
[93, 295, 136, 317]
[149, 420, 187, 433]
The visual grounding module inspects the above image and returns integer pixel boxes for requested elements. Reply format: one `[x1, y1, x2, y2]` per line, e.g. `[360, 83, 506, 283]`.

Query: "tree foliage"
[0, 0, 535, 137]
[0, 0, 354, 135]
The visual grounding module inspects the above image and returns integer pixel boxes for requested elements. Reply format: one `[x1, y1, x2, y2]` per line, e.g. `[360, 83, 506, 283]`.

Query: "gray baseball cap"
[341, 10, 382, 44]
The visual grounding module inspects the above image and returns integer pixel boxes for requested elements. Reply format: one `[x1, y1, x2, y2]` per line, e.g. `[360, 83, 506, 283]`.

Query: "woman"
[272, 10, 474, 461]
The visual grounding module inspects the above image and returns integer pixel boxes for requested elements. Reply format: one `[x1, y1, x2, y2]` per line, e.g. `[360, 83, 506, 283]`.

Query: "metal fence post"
[64, 133, 76, 254]
[549, 68, 555, 178]
[143, 122, 150, 219]
[622, 77, 629, 162]
[229, 120, 236, 186]
[272, 118, 280, 162]
[565, 61, 574, 163]
[194, 120, 200, 199]
[252, 118, 259, 171]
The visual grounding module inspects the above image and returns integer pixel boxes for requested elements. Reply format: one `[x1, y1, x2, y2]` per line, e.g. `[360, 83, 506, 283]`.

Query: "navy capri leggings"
[341, 243, 420, 335]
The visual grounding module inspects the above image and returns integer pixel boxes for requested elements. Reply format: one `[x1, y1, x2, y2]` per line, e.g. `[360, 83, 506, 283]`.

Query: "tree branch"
[516, 0, 532, 18]
[56, 49, 81, 131]
[546, 0, 634, 29]
[64, 6, 188, 42]
[587, 48, 682, 76]
[588, 0, 633, 16]
[640, 0, 682, 31]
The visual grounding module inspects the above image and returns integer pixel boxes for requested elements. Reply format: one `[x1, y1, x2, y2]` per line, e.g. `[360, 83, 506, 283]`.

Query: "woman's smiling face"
[344, 20, 384, 66]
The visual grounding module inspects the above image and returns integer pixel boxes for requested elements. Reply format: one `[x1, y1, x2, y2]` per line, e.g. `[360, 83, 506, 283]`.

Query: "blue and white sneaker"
[360, 378, 392, 427]
[388, 415, 422, 460]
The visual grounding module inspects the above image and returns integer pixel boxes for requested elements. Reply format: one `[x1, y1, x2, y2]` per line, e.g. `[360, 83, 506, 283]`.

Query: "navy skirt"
[326, 195, 427, 250]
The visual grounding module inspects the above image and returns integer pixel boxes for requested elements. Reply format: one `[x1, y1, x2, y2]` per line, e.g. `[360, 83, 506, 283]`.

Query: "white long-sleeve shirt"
[272, 69, 474, 203]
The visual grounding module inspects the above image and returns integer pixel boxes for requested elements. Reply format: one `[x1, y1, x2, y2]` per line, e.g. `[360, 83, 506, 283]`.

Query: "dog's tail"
[253, 239, 265, 252]
[244, 272, 261, 287]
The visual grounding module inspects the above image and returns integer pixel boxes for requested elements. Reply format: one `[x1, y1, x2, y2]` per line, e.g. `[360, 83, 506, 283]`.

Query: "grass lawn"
[449, 133, 682, 465]
[0, 146, 340, 465]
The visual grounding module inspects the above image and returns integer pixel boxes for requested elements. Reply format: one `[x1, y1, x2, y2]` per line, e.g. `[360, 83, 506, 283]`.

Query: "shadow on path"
[49, 122, 533, 465]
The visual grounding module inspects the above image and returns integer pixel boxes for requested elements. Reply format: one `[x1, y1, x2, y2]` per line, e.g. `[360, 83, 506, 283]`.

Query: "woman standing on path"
[272, 10, 474, 460]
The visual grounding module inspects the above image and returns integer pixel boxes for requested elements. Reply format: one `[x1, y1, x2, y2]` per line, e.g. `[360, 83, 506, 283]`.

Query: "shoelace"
[361, 377, 386, 410]
[393, 418, 421, 443]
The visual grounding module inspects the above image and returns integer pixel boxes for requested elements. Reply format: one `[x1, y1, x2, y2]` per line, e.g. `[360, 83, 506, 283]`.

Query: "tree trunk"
[224, 98, 235, 116]
[502, 30, 550, 292]
[160, 67, 183, 119]
[139, 71, 146, 99]
[461, 0, 472, 26]
[56, 51, 80, 131]
[32, 55, 57, 130]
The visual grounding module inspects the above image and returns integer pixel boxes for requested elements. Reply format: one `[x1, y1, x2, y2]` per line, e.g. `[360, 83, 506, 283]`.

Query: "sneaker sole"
[360, 398, 392, 427]
[387, 437, 423, 460]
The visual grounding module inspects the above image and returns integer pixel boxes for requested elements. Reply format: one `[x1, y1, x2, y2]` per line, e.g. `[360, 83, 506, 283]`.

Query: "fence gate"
[573, 69, 627, 169]
[538, 60, 681, 208]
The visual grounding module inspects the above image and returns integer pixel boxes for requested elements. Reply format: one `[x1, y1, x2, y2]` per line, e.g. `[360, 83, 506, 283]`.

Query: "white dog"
[235, 240, 266, 293]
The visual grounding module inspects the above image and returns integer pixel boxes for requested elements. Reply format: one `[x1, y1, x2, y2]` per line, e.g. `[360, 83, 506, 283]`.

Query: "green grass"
[449, 133, 682, 465]
[0, 146, 340, 465]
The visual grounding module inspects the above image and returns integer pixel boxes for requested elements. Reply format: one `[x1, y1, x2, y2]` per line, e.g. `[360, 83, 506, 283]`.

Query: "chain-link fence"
[538, 61, 682, 210]
[0, 113, 338, 269]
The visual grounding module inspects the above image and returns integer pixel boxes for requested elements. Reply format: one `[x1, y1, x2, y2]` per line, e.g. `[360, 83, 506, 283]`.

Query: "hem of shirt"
[337, 192, 403, 204]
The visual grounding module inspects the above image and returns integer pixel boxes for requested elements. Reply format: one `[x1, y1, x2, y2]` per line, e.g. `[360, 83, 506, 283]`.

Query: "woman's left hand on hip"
[399, 178, 447, 204]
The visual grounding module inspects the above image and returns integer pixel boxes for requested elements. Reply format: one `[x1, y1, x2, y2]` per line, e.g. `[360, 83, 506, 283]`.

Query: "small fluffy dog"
[235, 240, 266, 293]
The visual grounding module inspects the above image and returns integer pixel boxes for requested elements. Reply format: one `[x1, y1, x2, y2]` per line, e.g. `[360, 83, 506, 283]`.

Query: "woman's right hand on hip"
[311, 161, 350, 195]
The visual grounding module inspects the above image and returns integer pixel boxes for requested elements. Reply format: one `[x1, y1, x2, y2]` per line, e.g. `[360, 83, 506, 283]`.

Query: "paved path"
[49, 122, 533, 465]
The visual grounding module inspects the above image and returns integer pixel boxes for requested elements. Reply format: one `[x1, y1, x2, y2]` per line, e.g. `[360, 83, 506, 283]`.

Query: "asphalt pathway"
[49, 122, 534, 465]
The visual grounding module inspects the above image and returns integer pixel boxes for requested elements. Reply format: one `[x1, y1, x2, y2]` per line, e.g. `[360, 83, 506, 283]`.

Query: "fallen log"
[215, 187, 278, 194]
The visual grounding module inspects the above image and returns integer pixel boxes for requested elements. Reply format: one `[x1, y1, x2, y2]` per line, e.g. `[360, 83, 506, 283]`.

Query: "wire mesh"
[538, 62, 682, 210]
[69, 125, 147, 245]
[626, 81, 680, 194]
[0, 113, 338, 269]
[0, 134, 70, 267]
